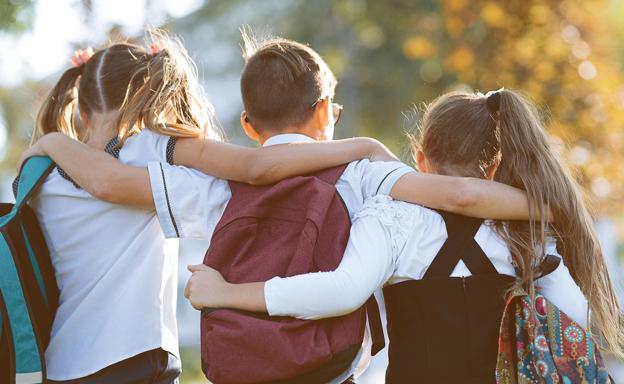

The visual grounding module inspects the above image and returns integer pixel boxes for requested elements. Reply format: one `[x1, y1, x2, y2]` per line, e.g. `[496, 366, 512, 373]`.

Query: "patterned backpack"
[496, 256, 612, 383]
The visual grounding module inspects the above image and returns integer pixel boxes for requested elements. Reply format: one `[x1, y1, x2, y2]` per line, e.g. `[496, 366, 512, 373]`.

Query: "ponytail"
[34, 66, 82, 143]
[33, 29, 222, 150]
[114, 30, 222, 146]
[494, 90, 624, 357]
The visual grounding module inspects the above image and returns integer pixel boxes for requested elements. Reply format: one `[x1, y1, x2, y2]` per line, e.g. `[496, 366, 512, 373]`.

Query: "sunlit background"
[1, 0, 623, 382]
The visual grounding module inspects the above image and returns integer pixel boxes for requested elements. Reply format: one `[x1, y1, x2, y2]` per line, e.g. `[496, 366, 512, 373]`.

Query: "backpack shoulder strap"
[423, 210, 496, 278]
[13, 156, 55, 211]
[312, 164, 349, 185]
[535, 254, 561, 279]
[365, 295, 385, 356]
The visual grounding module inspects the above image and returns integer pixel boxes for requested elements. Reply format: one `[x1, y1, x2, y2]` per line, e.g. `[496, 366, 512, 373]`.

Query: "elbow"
[89, 179, 117, 202]
[445, 178, 479, 211]
[246, 160, 277, 186]
[89, 168, 123, 203]
[333, 292, 371, 317]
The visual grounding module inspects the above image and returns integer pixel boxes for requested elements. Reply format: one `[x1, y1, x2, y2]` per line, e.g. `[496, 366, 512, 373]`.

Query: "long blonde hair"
[34, 29, 222, 145]
[415, 89, 624, 357]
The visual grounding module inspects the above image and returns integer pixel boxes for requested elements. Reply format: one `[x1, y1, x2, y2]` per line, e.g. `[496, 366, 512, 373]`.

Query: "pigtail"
[115, 30, 223, 146]
[494, 90, 624, 358]
[33, 66, 82, 143]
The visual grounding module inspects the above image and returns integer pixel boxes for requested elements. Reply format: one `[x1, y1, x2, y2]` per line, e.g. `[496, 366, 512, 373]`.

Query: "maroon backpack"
[200, 165, 383, 384]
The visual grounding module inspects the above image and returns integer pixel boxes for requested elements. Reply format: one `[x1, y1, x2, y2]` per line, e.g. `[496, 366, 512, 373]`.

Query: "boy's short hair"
[240, 33, 336, 132]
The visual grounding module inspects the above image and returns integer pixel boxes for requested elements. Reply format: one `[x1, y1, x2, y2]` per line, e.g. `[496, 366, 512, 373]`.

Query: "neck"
[83, 112, 120, 150]
[431, 164, 485, 179]
[258, 122, 323, 145]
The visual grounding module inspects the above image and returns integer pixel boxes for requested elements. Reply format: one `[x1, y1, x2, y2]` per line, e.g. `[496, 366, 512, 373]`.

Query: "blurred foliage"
[180, 0, 624, 215]
[179, 347, 209, 384]
[2, 0, 624, 216]
[0, 0, 34, 31]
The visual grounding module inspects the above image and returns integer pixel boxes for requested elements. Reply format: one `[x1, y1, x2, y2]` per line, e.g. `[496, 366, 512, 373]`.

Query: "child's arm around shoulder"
[19, 132, 154, 207]
[185, 198, 399, 319]
[389, 172, 552, 221]
[173, 136, 397, 185]
[20, 133, 396, 208]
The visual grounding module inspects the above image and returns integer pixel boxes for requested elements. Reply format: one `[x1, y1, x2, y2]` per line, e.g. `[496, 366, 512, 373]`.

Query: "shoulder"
[121, 129, 174, 164]
[354, 195, 444, 250]
[354, 195, 438, 225]
[345, 159, 411, 175]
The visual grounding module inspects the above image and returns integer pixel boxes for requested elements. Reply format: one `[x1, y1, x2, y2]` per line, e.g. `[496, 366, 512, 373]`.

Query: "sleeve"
[350, 159, 415, 199]
[264, 213, 396, 320]
[147, 162, 231, 240]
[536, 241, 589, 328]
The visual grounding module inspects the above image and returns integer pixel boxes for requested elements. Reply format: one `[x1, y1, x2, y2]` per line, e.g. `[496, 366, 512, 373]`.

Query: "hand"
[366, 138, 399, 162]
[184, 264, 228, 310]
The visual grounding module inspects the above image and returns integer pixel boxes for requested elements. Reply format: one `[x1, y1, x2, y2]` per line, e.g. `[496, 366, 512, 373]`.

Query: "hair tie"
[485, 89, 503, 114]
[70, 47, 94, 68]
[148, 43, 164, 56]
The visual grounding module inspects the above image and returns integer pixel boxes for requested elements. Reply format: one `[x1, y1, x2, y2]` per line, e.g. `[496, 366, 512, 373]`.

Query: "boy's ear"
[240, 111, 261, 143]
[312, 97, 330, 128]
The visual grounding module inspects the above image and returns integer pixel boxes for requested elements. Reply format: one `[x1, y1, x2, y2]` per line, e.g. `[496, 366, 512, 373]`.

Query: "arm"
[21, 133, 396, 207]
[174, 136, 397, 185]
[536, 244, 589, 327]
[389, 172, 551, 221]
[22, 132, 154, 207]
[185, 215, 395, 319]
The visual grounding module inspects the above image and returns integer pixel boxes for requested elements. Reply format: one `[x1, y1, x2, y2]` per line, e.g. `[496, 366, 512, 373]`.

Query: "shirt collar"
[262, 133, 315, 147]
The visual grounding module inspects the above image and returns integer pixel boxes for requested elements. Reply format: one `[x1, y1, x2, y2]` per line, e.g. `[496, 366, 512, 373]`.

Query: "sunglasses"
[310, 99, 343, 125]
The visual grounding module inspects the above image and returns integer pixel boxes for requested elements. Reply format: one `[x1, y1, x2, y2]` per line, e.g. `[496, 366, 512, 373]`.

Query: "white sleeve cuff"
[264, 276, 285, 316]
[376, 165, 414, 196]
[147, 162, 180, 238]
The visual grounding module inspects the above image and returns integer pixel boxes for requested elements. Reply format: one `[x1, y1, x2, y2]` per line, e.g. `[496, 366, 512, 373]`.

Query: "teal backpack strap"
[13, 156, 55, 212]
[0, 156, 54, 383]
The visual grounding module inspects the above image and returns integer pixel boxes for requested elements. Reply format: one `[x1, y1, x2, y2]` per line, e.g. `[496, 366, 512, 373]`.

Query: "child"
[186, 90, 624, 383]
[18, 31, 404, 384]
[26, 37, 541, 383]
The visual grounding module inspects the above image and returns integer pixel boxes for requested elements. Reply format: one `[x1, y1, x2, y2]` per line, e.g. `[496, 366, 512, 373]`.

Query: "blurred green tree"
[0, 0, 33, 32]
[182, 0, 624, 214]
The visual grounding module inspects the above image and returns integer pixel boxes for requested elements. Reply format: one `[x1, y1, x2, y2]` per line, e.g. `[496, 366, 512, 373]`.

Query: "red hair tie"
[70, 47, 94, 68]
[149, 43, 164, 56]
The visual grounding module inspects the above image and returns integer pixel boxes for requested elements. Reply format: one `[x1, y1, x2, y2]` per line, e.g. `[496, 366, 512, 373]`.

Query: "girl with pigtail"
[186, 89, 623, 383]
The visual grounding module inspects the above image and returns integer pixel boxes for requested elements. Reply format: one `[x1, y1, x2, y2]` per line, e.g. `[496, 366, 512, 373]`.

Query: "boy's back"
[150, 133, 414, 384]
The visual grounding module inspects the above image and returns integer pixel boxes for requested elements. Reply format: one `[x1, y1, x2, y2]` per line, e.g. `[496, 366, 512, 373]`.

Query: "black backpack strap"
[536, 254, 561, 279]
[365, 296, 385, 356]
[423, 211, 496, 278]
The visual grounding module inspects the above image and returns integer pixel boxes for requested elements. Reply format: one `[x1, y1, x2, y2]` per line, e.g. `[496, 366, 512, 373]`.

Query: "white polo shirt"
[147, 133, 414, 383]
[30, 130, 180, 381]
[264, 195, 589, 328]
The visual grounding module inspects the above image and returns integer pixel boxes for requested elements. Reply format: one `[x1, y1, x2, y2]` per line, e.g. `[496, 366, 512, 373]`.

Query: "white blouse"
[264, 195, 589, 328]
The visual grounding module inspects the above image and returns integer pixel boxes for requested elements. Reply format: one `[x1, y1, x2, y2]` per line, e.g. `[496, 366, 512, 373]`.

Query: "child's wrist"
[219, 282, 240, 308]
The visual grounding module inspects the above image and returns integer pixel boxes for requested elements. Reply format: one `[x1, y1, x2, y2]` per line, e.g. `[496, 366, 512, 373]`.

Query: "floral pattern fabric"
[496, 288, 611, 383]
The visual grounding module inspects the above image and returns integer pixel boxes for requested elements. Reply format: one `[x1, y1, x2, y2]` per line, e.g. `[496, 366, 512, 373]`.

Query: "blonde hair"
[414, 89, 624, 357]
[34, 29, 222, 145]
